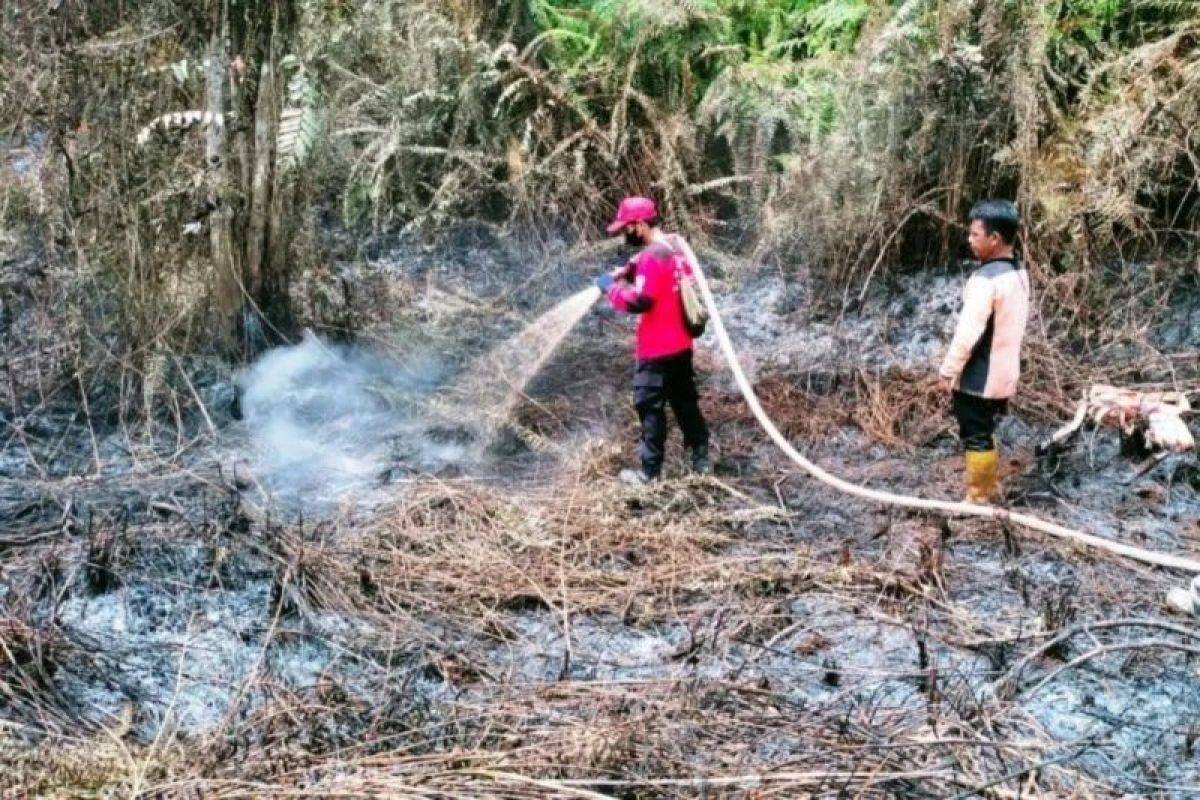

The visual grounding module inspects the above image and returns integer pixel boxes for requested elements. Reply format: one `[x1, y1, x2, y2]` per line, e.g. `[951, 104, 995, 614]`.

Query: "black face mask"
[624, 229, 646, 248]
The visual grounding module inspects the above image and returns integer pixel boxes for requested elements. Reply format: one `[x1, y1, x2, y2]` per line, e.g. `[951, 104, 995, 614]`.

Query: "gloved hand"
[594, 273, 614, 292]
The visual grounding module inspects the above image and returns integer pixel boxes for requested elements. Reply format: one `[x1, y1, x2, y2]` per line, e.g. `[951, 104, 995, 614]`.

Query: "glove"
[594, 274, 614, 292]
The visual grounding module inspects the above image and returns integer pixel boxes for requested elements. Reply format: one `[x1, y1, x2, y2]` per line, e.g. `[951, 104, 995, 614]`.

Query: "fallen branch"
[994, 618, 1200, 698]
[1026, 639, 1200, 696]
[469, 766, 957, 791]
[946, 745, 1094, 800]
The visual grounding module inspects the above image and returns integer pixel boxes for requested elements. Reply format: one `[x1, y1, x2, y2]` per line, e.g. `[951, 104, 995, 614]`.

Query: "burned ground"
[2, 237, 1199, 798]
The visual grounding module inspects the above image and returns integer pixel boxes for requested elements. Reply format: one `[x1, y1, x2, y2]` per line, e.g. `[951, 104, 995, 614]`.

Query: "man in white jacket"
[938, 200, 1031, 503]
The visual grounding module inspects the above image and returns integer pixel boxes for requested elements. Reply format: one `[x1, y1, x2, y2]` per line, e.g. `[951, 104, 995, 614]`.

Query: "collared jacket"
[940, 257, 1031, 399]
[607, 237, 695, 361]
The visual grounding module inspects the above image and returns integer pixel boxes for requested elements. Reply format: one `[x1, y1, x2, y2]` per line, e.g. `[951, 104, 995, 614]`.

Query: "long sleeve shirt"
[940, 258, 1031, 399]
[607, 239, 694, 361]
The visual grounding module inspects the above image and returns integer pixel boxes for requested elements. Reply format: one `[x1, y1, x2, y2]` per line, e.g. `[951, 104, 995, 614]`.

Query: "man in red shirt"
[596, 197, 710, 485]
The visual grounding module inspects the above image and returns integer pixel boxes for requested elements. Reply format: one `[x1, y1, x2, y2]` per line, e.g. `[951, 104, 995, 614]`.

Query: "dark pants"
[634, 350, 709, 478]
[952, 391, 1008, 452]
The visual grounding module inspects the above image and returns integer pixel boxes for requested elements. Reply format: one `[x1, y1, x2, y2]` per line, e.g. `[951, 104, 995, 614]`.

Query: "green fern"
[277, 55, 321, 173]
[804, 0, 871, 54]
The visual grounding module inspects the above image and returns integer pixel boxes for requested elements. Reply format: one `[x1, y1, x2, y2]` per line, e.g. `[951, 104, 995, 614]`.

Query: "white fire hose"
[686, 261, 1200, 576]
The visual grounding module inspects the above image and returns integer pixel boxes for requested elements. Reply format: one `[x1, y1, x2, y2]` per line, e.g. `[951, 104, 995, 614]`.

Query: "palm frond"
[277, 55, 321, 173]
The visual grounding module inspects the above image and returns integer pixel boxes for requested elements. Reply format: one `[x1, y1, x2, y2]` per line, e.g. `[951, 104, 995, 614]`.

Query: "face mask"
[624, 229, 646, 248]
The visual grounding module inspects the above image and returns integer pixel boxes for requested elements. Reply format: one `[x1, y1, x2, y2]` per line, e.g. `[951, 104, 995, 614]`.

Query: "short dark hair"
[969, 199, 1020, 244]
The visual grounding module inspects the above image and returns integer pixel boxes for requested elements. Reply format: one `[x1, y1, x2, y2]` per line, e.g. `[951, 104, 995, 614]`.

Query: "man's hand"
[937, 375, 955, 394]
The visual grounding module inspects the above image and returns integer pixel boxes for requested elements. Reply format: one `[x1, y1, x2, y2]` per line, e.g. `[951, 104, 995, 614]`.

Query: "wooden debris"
[1045, 384, 1195, 453]
[1166, 575, 1200, 618]
[879, 519, 944, 586]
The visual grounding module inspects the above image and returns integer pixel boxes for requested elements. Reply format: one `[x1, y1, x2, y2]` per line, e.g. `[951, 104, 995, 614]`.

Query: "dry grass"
[2, 450, 1194, 798]
[707, 373, 949, 452]
[276, 478, 792, 636]
[1, 239, 1195, 796]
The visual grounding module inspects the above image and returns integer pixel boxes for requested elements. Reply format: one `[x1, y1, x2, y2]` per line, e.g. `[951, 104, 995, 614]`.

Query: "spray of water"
[444, 286, 601, 444]
[237, 287, 602, 508]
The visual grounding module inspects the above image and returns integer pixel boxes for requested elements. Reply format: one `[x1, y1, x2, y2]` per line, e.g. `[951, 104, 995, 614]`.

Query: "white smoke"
[237, 331, 461, 510]
[236, 286, 603, 510]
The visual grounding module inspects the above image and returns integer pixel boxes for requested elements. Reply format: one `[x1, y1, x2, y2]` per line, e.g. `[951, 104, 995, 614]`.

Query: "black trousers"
[951, 390, 1008, 452]
[634, 350, 709, 478]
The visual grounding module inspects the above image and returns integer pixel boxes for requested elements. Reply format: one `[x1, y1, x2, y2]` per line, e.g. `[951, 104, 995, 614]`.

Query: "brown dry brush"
[0, 596, 126, 741]
[171, 681, 1074, 799]
[1, 3, 236, 459]
[2, 0, 330, 454]
[760, 0, 1200, 411]
[282, 0, 1200, 299]
[1, 471, 1193, 796]
[274, 480, 758, 634]
[707, 373, 949, 452]
[4, 0, 1198, 439]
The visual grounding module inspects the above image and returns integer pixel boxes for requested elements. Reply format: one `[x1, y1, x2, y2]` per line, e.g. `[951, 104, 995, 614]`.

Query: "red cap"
[606, 196, 658, 235]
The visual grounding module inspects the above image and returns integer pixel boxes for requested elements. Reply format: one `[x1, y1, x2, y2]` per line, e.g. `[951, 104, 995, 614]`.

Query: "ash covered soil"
[2, 230, 1199, 797]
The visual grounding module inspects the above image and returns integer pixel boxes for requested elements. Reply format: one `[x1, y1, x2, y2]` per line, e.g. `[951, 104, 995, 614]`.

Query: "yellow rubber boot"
[964, 448, 1000, 504]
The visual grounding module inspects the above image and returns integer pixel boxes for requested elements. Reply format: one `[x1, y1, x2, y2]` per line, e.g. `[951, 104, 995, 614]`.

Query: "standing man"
[596, 196, 710, 485]
[938, 200, 1031, 504]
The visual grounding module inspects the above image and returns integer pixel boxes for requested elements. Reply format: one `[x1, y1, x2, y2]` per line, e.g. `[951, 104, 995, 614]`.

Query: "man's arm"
[939, 275, 994, 387]
[608, 273, 653, 314]
[608, 250, 665, 314]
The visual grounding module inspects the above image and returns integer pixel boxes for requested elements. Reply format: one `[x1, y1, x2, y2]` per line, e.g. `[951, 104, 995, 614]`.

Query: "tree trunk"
[246, 58, 276, 298]
[205, 10, 241, 351]
[246, 0, 297, 343]
[200, 0, 300, 355]
[264, 140, 291, 329]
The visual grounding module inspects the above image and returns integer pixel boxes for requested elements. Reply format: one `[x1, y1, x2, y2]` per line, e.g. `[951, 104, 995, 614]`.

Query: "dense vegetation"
[2, 0, 1199, 398]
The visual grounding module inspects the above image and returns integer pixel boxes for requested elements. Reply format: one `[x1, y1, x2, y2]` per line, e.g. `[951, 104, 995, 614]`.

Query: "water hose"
[685, 259, 1200, 575]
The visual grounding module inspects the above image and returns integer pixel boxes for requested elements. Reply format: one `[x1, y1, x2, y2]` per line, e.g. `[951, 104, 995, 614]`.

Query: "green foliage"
[802, 0, 871, 53]
[528, 0, 878, 100]
[320, 0, 897, 231]
[1050, 0, 1192, 46]
[298, 0, 1200, 280]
